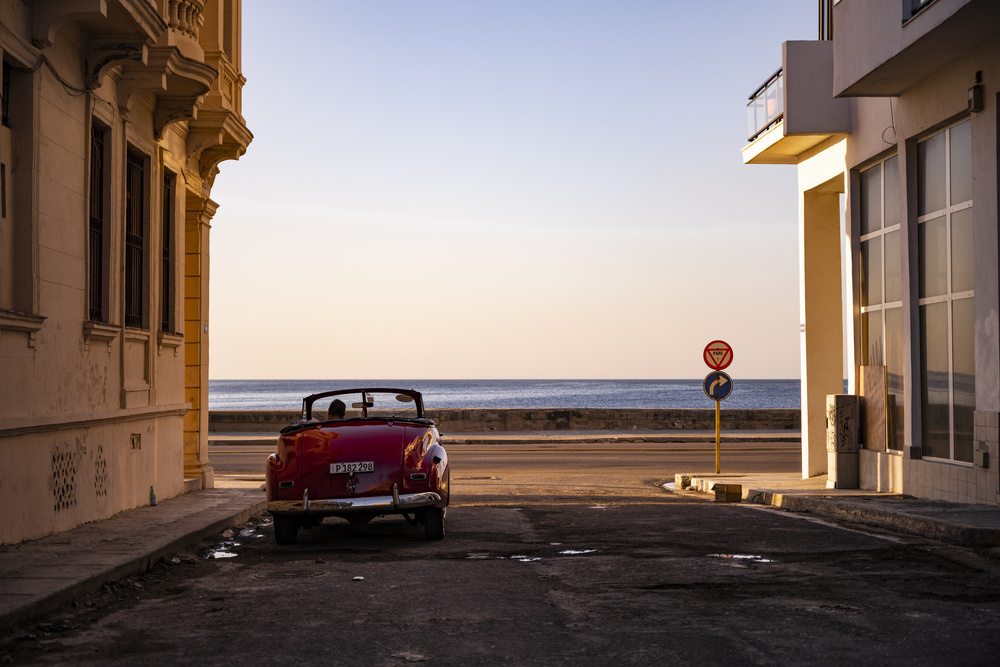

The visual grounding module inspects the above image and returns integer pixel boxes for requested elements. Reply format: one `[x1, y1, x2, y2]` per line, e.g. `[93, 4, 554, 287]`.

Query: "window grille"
[1, 61, 10, 127]
[88, 126, 106, 322]
[125, 149, 145, 329]
[161, 172, 174, 332]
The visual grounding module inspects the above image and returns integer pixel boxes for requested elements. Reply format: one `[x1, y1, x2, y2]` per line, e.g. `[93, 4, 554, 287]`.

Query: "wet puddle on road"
[204, 542, 241, 559]
[466, 554, 541, 562]
[465, 546, 599, 561]
[707, 554, 774, 563]
[203, 521, 268, 559]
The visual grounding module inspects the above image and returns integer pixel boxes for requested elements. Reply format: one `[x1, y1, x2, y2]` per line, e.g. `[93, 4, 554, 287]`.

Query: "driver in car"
[328, 399, 346, 420]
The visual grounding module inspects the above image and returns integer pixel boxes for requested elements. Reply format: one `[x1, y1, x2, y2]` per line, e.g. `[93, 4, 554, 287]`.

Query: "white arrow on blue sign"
[703, 371, 733, 401]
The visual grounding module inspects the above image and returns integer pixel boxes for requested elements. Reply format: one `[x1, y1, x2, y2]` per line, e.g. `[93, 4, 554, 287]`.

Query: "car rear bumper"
[267, 491, 442, 516]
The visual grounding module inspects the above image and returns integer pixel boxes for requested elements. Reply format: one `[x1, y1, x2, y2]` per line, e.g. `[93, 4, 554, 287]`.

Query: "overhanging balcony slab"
[744, 41, 850, 165]
[743, 122, 841, 165]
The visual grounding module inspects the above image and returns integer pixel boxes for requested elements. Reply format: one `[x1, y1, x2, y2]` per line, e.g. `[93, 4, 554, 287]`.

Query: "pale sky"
[208, 0, 816, 380]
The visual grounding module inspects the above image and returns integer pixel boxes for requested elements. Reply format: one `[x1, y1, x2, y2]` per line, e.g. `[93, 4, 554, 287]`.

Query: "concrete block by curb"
[714, 484, 743, 502]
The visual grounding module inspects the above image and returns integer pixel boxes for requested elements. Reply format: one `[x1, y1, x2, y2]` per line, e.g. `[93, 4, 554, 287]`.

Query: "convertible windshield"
[306, 389, 422, 421]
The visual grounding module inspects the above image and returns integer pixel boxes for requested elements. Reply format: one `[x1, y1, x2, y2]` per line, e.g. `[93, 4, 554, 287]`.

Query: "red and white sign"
[703, 340, 733, 371]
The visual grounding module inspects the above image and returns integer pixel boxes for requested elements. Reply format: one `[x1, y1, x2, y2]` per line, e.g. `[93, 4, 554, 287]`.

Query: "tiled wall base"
[859, 411, 999, 505]
[859, 449, 903, 493]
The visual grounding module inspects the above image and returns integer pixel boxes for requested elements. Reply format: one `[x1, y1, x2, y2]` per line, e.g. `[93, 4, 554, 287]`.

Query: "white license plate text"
[330, 461, 375, 474]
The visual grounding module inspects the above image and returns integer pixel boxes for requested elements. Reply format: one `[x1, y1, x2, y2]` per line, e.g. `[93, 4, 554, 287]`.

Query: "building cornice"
[0, 403, 191, 438]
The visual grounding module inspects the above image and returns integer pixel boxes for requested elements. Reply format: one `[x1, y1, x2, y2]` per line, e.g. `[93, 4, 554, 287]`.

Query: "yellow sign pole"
[704, 342, 733, 475]
[715, 399, 721, 474]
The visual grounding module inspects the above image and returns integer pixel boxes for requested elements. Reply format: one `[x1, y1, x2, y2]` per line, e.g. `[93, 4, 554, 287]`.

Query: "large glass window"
[1, 57, 32, 314]
[859, 155, 904, 449]
[917, 119, 974, 462]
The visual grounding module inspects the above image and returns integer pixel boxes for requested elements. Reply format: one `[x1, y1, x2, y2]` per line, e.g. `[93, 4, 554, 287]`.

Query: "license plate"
[330, 461, 374, 474]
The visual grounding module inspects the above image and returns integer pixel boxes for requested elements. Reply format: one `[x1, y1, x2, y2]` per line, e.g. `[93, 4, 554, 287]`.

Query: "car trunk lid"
[299, 421, 404, 500]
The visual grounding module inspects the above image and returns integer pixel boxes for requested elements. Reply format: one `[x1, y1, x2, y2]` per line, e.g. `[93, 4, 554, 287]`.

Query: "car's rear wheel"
[273, 515, 298, 545]
[423, 507, 445, 540]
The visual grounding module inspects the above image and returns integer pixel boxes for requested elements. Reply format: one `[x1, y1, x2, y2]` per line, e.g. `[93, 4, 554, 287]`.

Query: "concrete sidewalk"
[679, 472, 1000, 549]
[0, 488, 266, 635]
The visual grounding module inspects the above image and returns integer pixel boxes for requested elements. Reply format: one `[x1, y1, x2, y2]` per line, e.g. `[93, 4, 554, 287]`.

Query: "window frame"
[160, 169, 176, 334]
[124, 146, 149, 330]
[858, 153, 904, 451]
[1, 59, 10, 128]
[88, 122, 111, 323]
[906, 0, 937, 21]
[0, 53, 37, 317]
[915, 118, 974, 463]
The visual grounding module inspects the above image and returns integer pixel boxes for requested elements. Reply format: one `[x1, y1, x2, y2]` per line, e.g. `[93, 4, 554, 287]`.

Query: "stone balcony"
[742, 41, 851, 165]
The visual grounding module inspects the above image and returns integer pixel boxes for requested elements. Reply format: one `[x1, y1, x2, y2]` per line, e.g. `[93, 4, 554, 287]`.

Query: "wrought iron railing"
[161, 173, 173, 333]
[88, 126, 105, 322]
[125, 150, 144, 329]
[747, 68, 783, 142]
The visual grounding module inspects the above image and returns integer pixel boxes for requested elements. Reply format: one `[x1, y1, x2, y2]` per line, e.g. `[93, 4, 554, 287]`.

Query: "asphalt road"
[5, 443, 1000, 665]
[208, 440, 802, 490]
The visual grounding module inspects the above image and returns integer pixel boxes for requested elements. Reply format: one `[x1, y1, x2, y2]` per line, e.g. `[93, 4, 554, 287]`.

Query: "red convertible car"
[265, 388, 449, 545]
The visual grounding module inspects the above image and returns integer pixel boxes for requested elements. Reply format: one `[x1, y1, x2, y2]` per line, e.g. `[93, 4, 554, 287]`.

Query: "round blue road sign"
[703, 371, 733, 401]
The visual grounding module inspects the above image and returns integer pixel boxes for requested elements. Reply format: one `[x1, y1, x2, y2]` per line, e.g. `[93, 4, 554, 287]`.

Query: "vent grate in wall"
[52, 448, 79, 512]
[95, 445, 108, 498]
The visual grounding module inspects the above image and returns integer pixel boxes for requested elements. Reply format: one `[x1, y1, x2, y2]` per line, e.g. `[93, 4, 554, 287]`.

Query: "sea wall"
[209, 408, 801, 433]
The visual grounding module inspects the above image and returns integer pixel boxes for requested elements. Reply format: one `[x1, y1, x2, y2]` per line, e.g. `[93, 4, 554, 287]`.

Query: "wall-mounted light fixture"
[968, 70, 984, 113]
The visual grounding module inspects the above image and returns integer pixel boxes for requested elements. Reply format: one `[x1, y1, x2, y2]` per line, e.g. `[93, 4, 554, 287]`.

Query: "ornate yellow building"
[0, 0, 251, 544]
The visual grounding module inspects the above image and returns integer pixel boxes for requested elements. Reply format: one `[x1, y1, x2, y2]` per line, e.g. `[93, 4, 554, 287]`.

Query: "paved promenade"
[3, 431, 1000, 636]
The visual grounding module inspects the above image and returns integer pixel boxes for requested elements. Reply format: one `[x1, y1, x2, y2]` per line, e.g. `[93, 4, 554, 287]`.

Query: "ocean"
[208, 379, 801, 411]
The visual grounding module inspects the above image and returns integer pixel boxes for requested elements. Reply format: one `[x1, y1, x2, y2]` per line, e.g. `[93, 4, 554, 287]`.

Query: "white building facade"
[0, 0, 251, 544]
[743, 0, 1000, 505]
[745, 0, 999, 504]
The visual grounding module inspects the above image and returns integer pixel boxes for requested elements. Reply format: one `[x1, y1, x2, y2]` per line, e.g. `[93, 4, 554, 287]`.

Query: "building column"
[800, 188, 844, 478]
[183, 195, 218, 488]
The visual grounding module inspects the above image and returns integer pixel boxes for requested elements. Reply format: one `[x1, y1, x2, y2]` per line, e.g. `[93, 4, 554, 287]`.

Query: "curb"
[746, 491, 1000, 548]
